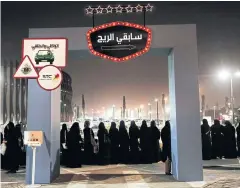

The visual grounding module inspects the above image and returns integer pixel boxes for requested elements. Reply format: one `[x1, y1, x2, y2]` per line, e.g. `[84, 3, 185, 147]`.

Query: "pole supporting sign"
[13, 38, 68, 91]
[87, 21, 152, 62]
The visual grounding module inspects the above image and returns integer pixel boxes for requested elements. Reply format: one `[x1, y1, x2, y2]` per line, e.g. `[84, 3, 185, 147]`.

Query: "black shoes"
[165, 172, 172, 175]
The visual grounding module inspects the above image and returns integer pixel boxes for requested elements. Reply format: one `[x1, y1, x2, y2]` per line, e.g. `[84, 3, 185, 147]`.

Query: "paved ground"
[1, 159, 240, 188]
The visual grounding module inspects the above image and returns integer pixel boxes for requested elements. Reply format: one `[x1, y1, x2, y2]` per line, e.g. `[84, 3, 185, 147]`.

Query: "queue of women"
[60, 120, 172, 174]
[4, 118, 240, 175]
[201, 119, 240, 160]
[0, 122, 25, 173]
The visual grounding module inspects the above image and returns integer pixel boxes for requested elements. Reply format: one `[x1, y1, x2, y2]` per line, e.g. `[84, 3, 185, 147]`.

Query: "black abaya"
[119, 128, 130, 164]
[201, 123, 212, 160]
[223, 123, 237, 159]
[236, 124, 240, 157]
[5, 129, 21, 171]
[129, 125, 140, 164]
[161, 125, 171, 163]
[83, 127, 95, 164]
[150, 126, 161, 163]
[109, 127, 120, 164]
[140, 126, 152, 164]
[211, 123, 224, 159]
[66, 131, 83, 168]
[97, 128, 110, 165]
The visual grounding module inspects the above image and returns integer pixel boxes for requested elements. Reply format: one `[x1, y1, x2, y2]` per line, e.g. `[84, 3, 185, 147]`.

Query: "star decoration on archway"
[145, 4, 153, 12]
[95, 6, 103, 14]
[85, 6, 94, 14]
[135, 4, 143, 12]
[84, 4, 154, 15]
[106, 5, 113, 13]
[125, 5, 133, 13]
[115, 5, 123, 13]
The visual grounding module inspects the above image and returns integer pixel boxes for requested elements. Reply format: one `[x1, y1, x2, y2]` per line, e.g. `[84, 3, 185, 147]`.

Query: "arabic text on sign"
[31, 44, 59, 50]
[97, 33, 143, 44]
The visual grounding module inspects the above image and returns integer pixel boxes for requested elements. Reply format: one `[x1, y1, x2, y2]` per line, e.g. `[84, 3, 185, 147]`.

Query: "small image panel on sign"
[37, 65, 63, 91]
[22, 38, 67, 68]
[90, 26, 148, 58]
[14, 55, 38, 78]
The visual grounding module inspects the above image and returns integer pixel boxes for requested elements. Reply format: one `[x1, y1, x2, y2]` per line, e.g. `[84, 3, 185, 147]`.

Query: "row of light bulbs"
[85, 4, 154, 15]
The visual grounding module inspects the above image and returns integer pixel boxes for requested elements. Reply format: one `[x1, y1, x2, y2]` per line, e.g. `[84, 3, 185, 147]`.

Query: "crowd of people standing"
[5, 118, 240, 175]
[201, 119, 240, 160]
[60, 120, 172, 174]
[0, 122, 24, 173]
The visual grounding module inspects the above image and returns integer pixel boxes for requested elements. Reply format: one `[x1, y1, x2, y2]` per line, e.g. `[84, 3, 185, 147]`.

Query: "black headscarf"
[70, 122, 80, 135]
[119, 120, 129, 144]
[110, 122, 117, 130]
[140, 120, 147, 131]
[119, 121, 127, 133]
[202, 119, 210, 132]
[109, 122, 119, 145]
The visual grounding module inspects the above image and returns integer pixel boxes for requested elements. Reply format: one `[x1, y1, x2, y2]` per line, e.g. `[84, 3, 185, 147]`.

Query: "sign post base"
[24, 132, 43, 188]
[26, 146, 42, 188]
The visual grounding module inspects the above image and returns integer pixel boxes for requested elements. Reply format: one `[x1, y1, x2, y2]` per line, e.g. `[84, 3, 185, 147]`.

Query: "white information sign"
[24, 131, 43, 147]
[22, 38, 67, 68]
[37, 65, 63, 91]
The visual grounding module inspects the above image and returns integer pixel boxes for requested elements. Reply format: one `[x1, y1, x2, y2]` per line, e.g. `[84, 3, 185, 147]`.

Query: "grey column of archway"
[26, 24, 202, 183]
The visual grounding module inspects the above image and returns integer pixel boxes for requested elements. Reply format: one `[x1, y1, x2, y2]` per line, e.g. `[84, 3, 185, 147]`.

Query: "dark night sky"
[1, 1, 240, 113]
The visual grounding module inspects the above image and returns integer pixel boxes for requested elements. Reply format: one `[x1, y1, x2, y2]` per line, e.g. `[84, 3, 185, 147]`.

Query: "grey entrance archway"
[26, 24, 203, 184]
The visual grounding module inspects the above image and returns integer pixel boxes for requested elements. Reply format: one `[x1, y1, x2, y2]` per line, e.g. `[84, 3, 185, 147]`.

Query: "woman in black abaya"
[211, 119, 224, 159]
[15, 124, 24, 166]
[201, 119, 212, 160]
[97, 122, 110, 165]
[161, 121, 172, 175]
[109, 122, 119, 164]
[129, 121, 140, 164]
[60, 124, 68, 165]
[140, 120, 152, 164]
[118, 121, 130, 164]
[83, 121, 95, 164]
[150, 121, 161, 163]
[66, 122, 83, 168]
[5, 122, 21, 173]
[223, 121, 237, 159]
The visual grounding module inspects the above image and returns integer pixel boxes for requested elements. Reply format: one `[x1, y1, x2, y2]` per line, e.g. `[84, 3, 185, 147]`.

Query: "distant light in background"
[165, 105, 170, 113]
[218, 69, 230, 80]
[235, 70, 240, 77]
[106, 108, 112, 119]
[130, 110, 134, 120]
[217, 69, 240, 123]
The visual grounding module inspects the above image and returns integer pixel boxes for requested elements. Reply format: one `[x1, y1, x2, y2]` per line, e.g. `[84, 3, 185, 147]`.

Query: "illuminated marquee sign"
[87, 21, 152, 62]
